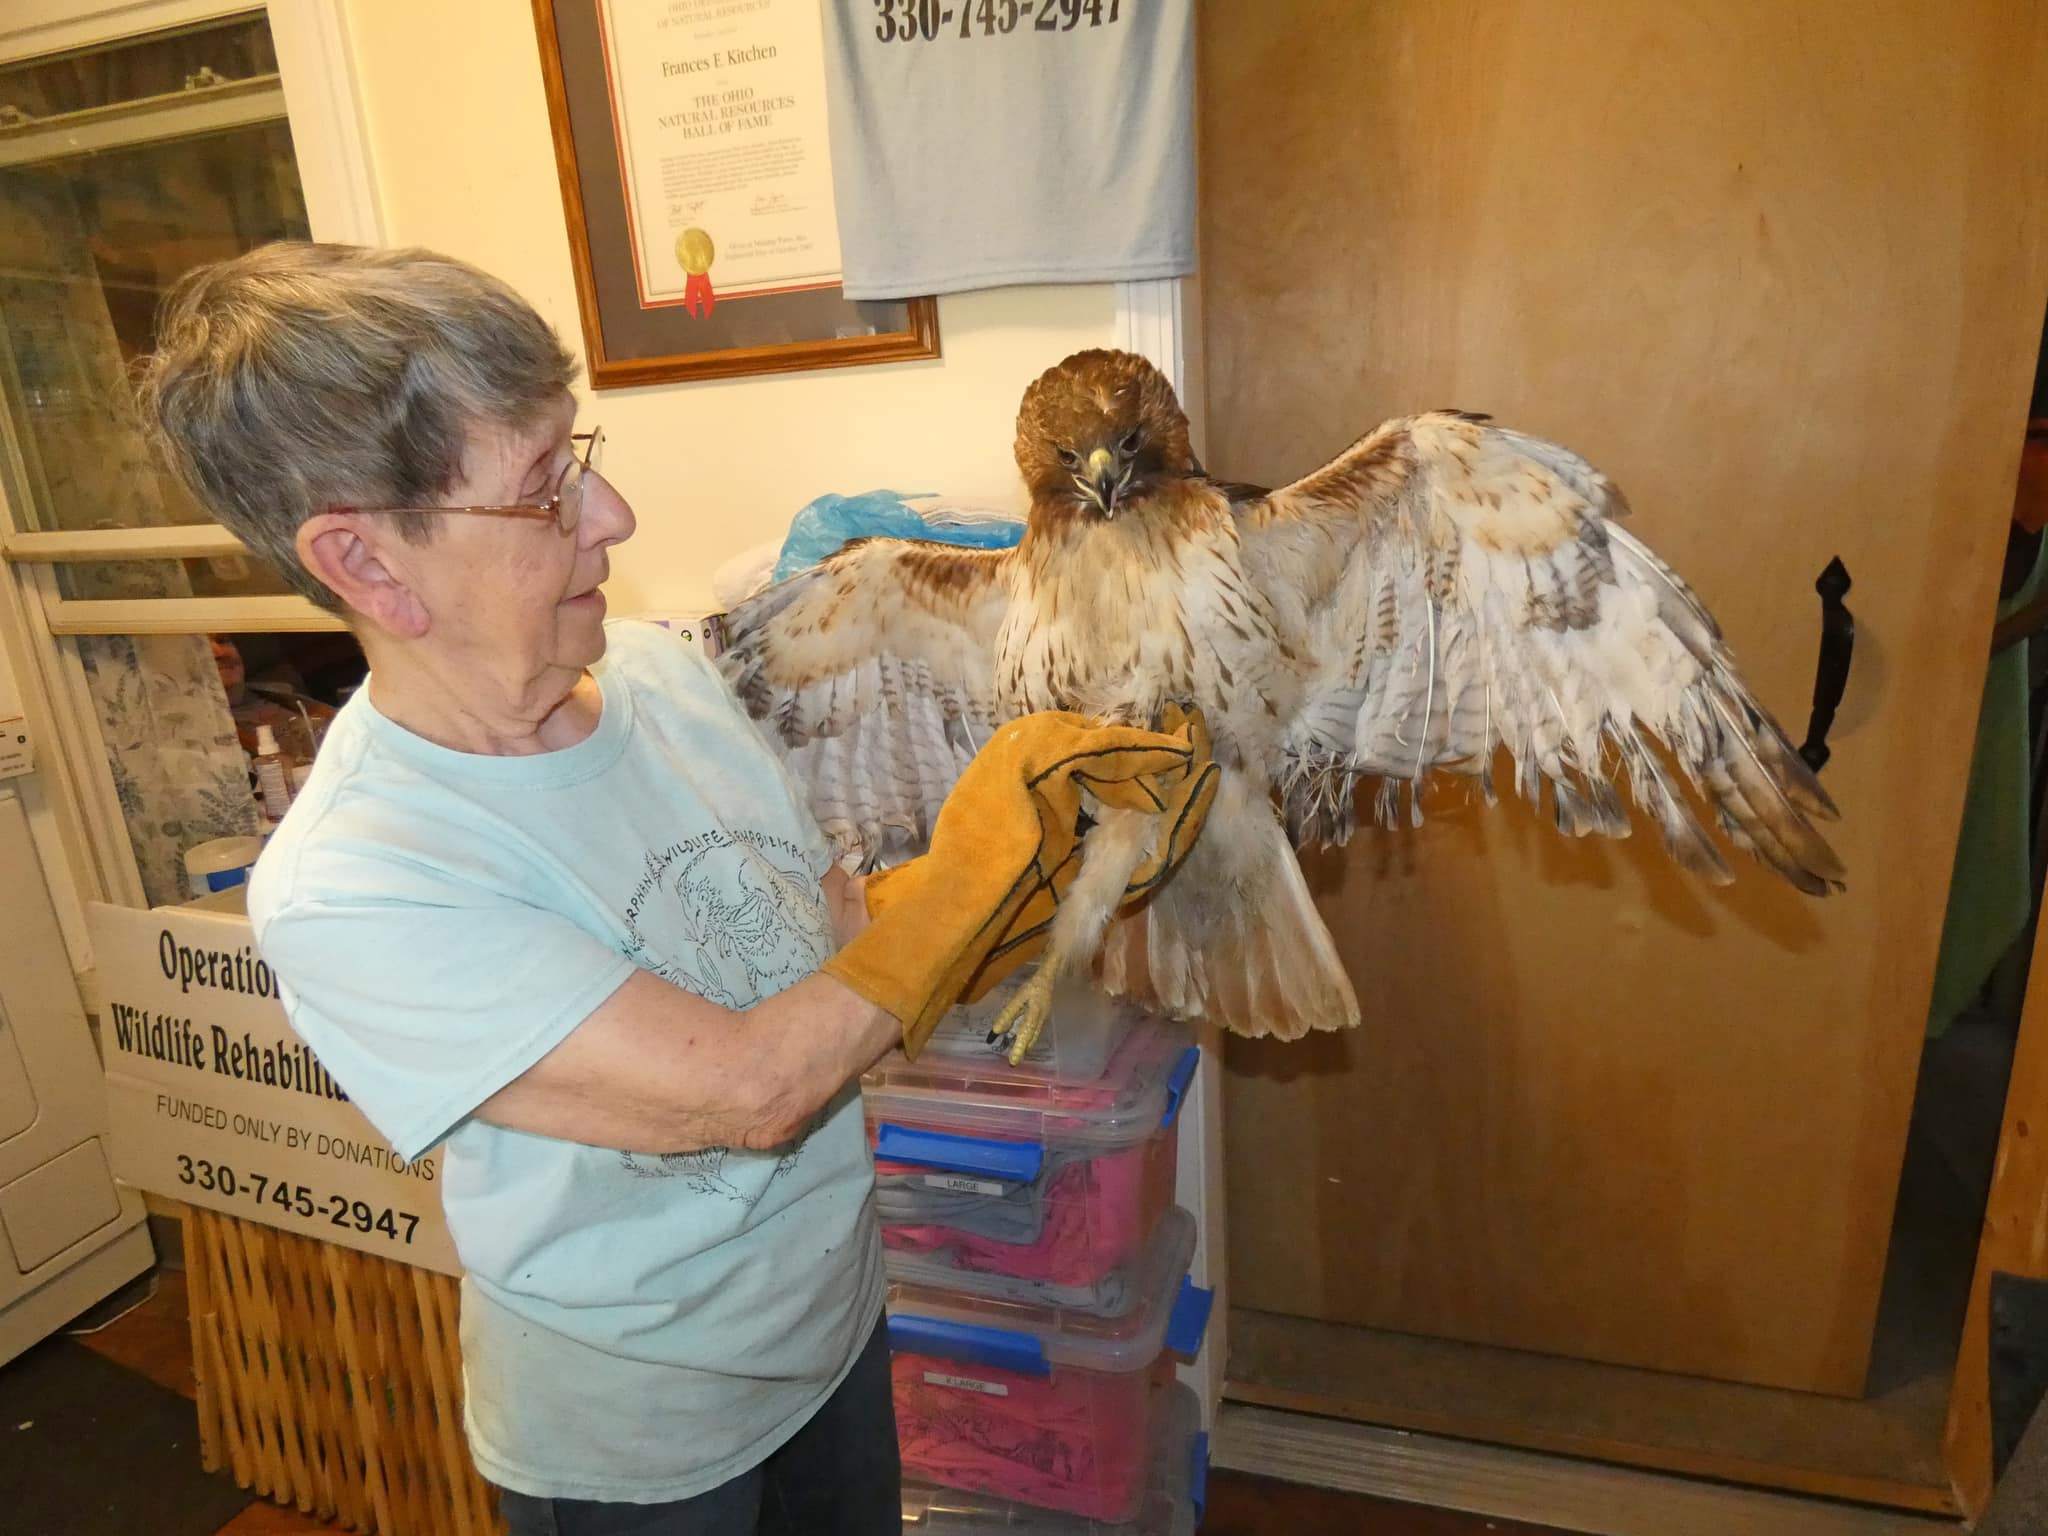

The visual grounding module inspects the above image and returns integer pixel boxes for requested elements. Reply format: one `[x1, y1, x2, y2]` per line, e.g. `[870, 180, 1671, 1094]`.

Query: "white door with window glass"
[0, 7, 346, 1358]
[0, 782, 150, 1365]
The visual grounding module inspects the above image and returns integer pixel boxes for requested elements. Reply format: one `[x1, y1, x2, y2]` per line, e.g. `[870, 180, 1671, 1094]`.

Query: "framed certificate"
[532, 0, 939, 388]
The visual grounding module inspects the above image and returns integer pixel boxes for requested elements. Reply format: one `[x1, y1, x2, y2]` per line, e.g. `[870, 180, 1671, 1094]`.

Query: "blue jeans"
[497, 1320, 900, 1536]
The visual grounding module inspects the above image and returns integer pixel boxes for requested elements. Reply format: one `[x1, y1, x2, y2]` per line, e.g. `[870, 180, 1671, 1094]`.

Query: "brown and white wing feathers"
[1240, 413, 1844, 894]
[717, 539, 1015, 866]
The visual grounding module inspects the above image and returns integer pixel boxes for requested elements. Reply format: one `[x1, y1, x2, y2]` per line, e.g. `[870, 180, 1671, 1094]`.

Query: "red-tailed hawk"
[719, 349, 1842, 1058]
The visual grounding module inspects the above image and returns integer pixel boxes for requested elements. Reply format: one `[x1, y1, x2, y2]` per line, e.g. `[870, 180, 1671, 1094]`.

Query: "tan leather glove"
[824, 707, 1218, 1056]
[958, 704, 1217, 1002]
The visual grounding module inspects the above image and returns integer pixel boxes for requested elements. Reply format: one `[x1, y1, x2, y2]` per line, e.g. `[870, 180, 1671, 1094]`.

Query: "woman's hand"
[820, 865, 870, 951]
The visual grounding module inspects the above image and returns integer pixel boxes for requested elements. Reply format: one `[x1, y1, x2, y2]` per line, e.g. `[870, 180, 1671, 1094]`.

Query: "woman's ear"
[296, 513, 430, 638]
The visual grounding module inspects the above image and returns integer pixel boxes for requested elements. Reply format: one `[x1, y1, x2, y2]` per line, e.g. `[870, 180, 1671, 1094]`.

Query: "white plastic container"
[183, 834, 263, 898]
[865, 1018, 1198, 1295]
[899, 1382, 1206, 1535]
[885, 1201, 1212, 1523]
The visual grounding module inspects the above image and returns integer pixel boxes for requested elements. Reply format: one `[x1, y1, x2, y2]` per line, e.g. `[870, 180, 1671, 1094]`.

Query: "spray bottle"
[253, 723, 293, 821]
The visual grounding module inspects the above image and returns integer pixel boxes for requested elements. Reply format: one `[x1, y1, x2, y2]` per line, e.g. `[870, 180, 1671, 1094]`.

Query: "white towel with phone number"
[820, 0, 1194, 298]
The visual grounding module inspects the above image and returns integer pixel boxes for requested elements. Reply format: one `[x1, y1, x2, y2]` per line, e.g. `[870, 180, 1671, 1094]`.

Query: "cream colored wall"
[339, 0, 1117, 617]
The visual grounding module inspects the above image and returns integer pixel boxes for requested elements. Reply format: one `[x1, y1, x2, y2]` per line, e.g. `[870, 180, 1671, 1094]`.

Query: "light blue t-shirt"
[247, 621, 883, 1503]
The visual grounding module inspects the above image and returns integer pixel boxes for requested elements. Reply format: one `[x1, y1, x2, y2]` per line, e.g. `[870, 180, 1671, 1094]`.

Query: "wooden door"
[1205, 0, 2048, 1395]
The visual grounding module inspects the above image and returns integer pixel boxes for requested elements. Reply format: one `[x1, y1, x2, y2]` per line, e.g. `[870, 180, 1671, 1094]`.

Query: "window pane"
[0, 11, 277, 121]
[0, 15, 312, 908]
[218, 630, 366, 763]
[0, 116, 307, 559]
[55, 551, 296, 603]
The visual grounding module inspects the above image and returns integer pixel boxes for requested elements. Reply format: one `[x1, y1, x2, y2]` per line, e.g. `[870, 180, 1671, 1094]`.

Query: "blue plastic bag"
[772, 490, 1023, 582]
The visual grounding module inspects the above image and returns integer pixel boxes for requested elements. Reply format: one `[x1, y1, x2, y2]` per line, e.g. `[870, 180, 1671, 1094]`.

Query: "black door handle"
[1799, 557, 1854, 774]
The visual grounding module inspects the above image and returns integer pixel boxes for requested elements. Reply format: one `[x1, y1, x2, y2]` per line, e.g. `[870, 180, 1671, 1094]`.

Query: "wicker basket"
[186, 1206, 503, 1536]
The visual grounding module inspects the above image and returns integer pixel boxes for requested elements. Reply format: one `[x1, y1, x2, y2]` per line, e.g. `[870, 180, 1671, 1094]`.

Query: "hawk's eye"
[1119, 429, 1142, 454]
[1057, 448, 1079, 469]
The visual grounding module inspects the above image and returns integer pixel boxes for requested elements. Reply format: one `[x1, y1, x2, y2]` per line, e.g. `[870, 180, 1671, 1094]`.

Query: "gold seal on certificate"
[674, 227, 715, 277]
[675, 226, 717, 318]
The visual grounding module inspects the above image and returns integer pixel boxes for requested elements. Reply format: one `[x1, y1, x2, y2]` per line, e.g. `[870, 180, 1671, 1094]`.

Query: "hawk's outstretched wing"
[1240, 412, 1844, 893]
[717, 538, 1015, 866]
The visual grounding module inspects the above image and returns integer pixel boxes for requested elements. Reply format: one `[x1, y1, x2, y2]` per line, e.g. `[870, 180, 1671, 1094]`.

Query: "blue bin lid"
[885, 1207, 1208, 1375]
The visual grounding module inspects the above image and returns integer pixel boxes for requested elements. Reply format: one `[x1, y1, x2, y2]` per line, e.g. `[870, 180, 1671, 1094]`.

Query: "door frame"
[1116, 276, 1227, 1426]
[1943, 861, 2048, 1517]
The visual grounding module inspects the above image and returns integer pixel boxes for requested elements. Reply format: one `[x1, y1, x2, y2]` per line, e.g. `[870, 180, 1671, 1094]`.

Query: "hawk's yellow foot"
[987, 961, 1062, 1066]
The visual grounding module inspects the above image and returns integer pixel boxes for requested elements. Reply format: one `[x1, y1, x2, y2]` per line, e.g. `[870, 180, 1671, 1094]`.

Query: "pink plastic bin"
[864, 1018, 1198, 1301]
[898, 1382, 1206, 1535]
[886, 1210, 1211, 1523]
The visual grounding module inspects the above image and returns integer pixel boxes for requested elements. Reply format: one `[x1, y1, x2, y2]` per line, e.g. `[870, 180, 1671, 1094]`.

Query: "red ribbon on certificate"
[683, 271, 716, 318]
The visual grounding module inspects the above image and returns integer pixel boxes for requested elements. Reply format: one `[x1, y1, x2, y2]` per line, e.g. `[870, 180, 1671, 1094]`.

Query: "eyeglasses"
[340, 427, 604, 534]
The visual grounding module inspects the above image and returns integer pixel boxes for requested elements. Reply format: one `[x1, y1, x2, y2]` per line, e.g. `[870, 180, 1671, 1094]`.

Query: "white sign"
[636, 611, 722, 655]
[89, 901, 460, 1276]
[0, 639, 32, 781]
[598, 0, 843, 306]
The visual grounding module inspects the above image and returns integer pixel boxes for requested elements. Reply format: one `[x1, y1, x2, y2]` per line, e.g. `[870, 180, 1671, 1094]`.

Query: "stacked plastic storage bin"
[863, 970, 1212, 1533]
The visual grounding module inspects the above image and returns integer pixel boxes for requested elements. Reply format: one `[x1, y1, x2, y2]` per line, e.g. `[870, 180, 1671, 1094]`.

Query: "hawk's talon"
[986, 965, 1060, 1067]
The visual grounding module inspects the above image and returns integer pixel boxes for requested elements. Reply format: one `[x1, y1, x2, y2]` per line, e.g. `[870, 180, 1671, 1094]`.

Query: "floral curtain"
[74, 635, 258, 904]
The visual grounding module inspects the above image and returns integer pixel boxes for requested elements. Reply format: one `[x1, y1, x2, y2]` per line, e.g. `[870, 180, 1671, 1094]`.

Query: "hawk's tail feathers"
[1101, 777, 1360, 1041]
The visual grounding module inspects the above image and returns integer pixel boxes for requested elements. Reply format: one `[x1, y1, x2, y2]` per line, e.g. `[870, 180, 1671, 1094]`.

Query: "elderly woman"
[139, 243, 1209, 1536]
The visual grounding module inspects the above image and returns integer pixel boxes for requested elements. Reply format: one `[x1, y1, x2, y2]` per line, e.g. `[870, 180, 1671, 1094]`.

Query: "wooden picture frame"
[530, 0, 939, 389]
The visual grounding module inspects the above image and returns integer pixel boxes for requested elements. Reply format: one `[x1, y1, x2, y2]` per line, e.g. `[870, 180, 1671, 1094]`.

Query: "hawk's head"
[1014, 349, 1194, 521]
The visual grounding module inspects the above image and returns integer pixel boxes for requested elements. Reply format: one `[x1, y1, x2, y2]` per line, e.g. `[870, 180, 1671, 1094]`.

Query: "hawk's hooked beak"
[1084, 447, 1124, 516]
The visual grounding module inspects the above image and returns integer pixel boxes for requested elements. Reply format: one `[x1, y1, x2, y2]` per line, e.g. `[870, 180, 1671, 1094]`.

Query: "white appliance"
[0, 783, 151, 1365]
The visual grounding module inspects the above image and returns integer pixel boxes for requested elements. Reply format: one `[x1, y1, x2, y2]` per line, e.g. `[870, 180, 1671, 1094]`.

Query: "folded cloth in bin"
[883, 1254, 1135, 1318]
[874, 1153, 1081, 1244]
[877, 1146, 1149, 1288]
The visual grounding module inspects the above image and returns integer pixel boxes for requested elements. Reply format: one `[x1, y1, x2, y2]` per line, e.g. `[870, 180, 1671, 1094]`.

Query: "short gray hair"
[137, 242, 580, 612]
